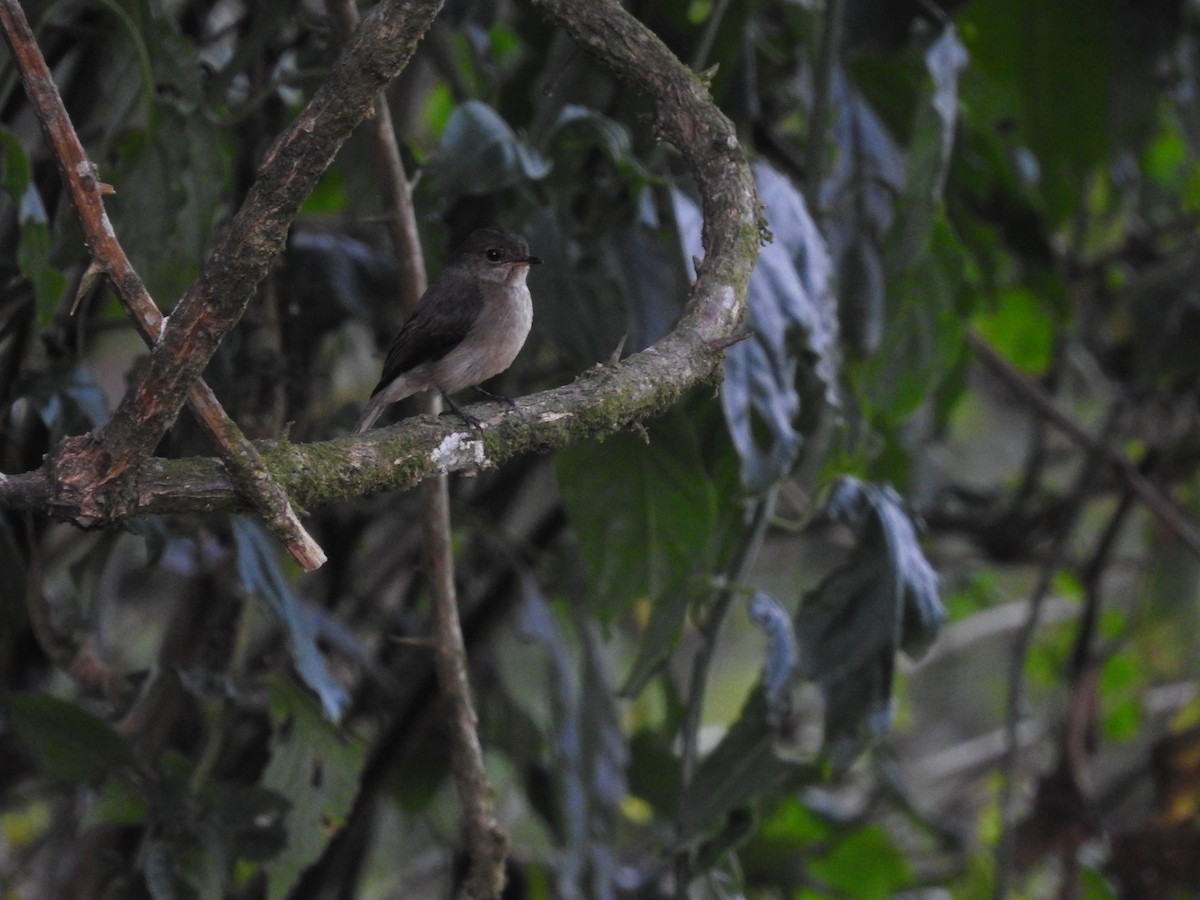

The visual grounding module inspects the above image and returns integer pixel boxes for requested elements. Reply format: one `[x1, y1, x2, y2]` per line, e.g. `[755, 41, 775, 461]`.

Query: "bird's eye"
[485, 248, 504, 262]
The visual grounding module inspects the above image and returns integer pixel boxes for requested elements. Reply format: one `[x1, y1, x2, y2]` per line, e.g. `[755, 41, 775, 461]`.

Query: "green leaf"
[1181, 162, 1200, 215]
[688, 161, 839, 489]
[557, 409, 721, 694]
[6, 693, 134, 783]
[230, 518, 348, 720]
[0, 126, 32, 192]
[0, 127, 66, 319]
[126, 755, 289, 900]
[82, 776, 150, 829]
[796, 477, 944, 767]
[299, 166, 349, 216]
[261, 675, 367, 900]
[172, 785, 289, 899]
[16, 215, 66, 326]
[758, 796, 828, 844]
[558, 423, 713, 620]
[803, 824, 911, 898]
[107, 110, 231, 304]
[212, 785, 290, 865]
[676, 687, 822, 846]
[972, 286, 1055, 374]
[1081, 865, 1119, 899]
[18, 365, 111, 443]
[959, 0, 1115, 222]
[545, 105, 647, 179]
[887, 24, 968, 268]
[1143, 126, 1187, 186]
[79, 1, 230, 306]
[428, 100, 550, 197]
[1100, 651, 1144, 743]
[420, 82, 456, 136]
[856, 218, 968, 421]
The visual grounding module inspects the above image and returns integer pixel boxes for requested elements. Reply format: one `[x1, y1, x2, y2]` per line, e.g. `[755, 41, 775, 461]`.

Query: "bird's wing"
[370, 274, 484, 397]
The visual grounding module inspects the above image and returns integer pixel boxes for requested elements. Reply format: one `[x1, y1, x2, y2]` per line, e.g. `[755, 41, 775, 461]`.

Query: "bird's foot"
[441, 392, 484, 430]
[474, 386, 516, 407]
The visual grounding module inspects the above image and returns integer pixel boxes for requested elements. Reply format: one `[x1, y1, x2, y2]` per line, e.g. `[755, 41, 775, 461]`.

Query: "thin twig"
[100, 0, 443, 466]
[992, 406, 1120, 899]
[20, 517, 129, 702]
[689, 0, 734, 74]
[969, 332, 1200, 560]
[323, 1, 427, 300]
[0, 0, 758, 530]
[8, 0, 443, 557]
[326, 1, 506, 893]
[803, 0, 846, 211]
[0, 0, 326, 570]
[189, 591, 259, 795]
[1069, 482, 1136, 682]
[422, 477, 508, 899]
[674, 486, 778, 895]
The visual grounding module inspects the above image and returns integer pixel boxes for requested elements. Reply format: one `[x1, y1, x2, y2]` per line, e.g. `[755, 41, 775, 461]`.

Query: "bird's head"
[455, 227, 542, 285]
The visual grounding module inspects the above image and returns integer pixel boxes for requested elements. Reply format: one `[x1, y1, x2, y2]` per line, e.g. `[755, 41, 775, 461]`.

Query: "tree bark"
[7, 0, 445, 533]
[0, 0, 762, 532]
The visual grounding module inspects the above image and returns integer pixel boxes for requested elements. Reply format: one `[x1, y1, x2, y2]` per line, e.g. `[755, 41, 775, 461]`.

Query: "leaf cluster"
[2, 1, 1200, 899]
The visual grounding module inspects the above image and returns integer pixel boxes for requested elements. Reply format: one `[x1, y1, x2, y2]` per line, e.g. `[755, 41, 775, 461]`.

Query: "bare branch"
[969, 332, 1200, 560]
[327, 0, 507, 890]
[0, 0, 325, 569]
[422, 476, 508, 898]
[531, 0, 760, 278]
[993, 406, 1119, 897]
[0, 366, 696, 516]
[101, 0, 443, 465]
[0, 0, 760, 543]
[15, 0, 443, 540]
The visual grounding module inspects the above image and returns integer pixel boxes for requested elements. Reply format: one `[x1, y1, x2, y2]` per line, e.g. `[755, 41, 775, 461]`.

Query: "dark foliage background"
[2, 0, 1200, 898]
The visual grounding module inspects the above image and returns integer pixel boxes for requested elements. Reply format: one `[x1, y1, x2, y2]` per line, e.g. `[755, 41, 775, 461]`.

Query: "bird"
[353, 226, 541, 432]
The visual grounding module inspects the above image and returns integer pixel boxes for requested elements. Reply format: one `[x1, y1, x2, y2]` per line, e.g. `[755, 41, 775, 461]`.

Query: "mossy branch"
[0, 0, 761, 527]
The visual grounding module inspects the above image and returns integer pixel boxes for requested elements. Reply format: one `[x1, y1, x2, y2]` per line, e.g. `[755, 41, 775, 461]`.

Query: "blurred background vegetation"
[2, 0, 1200, 897]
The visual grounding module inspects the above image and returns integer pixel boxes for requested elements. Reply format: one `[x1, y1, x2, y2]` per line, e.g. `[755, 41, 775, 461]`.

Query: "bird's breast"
[432, 284, 533, 392]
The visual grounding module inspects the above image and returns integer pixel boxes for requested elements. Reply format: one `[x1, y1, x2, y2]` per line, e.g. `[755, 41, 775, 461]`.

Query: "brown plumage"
[354, 227, 541, 432]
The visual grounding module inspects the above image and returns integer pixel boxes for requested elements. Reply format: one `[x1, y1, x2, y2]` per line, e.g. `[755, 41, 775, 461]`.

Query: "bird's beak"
[525, 255, 543, 266]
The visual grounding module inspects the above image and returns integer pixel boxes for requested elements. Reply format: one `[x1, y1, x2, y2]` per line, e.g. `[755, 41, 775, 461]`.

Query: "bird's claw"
[441, 392, 484, 430]
[474, 386, 516, 407]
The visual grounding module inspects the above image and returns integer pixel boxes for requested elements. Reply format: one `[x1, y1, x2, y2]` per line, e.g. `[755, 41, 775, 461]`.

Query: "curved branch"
[4, 358, 721, 517]
[0, 0, 761, 526]
[35, 0, 445, 522]
[531, 0, 760, 287]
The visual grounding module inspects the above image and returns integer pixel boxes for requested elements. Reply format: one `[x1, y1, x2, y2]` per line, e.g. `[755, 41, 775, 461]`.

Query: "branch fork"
[1, 0, 760, 564]
[0, 0, 451, 569]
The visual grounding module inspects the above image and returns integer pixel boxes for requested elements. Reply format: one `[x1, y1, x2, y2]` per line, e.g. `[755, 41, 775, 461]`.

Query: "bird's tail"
[353, 395, 387, 433]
